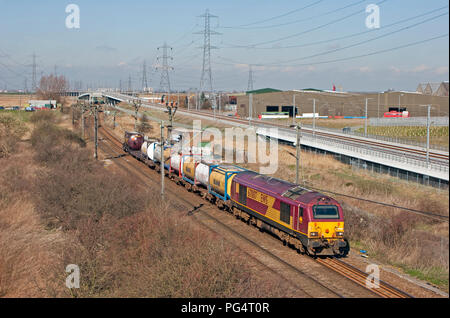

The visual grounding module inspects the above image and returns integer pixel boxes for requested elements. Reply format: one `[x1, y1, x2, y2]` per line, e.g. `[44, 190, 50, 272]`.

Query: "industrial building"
[236, 88, 449, 118]
[416, 81, 449, 97]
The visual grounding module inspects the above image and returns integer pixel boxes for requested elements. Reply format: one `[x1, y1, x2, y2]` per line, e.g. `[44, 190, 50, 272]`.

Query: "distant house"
[417, 82, 449, 96]
[416, 84, 424, 94]
[435, 82, 449, 97]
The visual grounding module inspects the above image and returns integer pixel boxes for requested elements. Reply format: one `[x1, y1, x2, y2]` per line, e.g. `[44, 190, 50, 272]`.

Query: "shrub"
[0, 113, 28, 158]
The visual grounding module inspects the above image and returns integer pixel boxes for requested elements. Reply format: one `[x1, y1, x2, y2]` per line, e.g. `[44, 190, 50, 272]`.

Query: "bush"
[29, 111, 59, 124]
[0, 113, 28, 158]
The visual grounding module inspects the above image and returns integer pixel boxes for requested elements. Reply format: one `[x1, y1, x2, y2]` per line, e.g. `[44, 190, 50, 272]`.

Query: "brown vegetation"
[0, 111, 293, 297]
[0, 113, 28, 158]
[36, 74, 68, 106]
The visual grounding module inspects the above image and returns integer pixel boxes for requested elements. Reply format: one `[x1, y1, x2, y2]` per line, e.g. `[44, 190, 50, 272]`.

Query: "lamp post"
[398, 93, 404, 107]
[420, 105, 433, 168]
[308, 98, 317, 138]
[293, 94, 300, 125]
[365, 98, 373, 137]
[290, 123, 302, 184]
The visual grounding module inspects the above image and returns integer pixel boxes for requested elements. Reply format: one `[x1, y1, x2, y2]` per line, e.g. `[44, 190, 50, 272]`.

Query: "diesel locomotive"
[123, 131, 348, 257]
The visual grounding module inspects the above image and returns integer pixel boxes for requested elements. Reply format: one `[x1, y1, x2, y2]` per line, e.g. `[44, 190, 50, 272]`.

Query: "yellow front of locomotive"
[305, 199, 347, 256]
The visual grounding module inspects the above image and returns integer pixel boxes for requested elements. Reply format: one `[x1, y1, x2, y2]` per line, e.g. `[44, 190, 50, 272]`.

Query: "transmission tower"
[247, 64, 254, 91]
[141, 60, 148, 92]
[31, 53, 37, 92]
[196, 9, 220, 94]
[157, 42, 173, 93]
[128, 75, 132, 93]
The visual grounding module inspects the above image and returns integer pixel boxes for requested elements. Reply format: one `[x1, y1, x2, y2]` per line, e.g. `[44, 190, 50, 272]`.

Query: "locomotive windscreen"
[313, 205, 339, 219]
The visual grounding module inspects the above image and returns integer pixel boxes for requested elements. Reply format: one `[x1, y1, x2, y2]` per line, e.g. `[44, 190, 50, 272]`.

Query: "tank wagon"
[123, 131, 348, 257]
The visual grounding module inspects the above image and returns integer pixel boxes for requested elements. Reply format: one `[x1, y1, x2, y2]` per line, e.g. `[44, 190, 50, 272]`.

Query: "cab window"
[313, 205, 339, 219]
[280, 201, 290, 224]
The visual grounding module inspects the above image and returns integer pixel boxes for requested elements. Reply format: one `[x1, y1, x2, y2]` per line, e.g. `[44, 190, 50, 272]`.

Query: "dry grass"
[0, 111, 297, 298]
[101, 104, 450, 290]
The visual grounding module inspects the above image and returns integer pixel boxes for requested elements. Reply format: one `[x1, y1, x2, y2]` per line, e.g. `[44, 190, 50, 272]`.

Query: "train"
[123, 131, 349, 257]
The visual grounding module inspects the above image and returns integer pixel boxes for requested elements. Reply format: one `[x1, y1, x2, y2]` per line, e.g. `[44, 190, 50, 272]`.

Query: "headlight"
[310, 232, 318, 237]
[336, 232, 344, 237]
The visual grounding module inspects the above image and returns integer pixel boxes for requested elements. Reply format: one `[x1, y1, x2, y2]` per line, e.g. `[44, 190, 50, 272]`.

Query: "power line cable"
[261, 11, 449, 66]
[306, 185, 449, 222]
[222, 0, 325, 28]
[215, 33, 449, 68]
[227, 0, 388, 48]
[221, 5, 448, 50]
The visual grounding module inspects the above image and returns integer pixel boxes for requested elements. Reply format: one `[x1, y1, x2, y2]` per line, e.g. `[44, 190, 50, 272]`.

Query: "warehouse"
[236, 89, 449, 118]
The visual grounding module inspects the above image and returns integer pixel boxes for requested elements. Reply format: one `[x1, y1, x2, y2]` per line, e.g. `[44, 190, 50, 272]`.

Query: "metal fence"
[369, 116, 449, 127]
[299, 133, 448, 173]
[300, 123, 449, 152]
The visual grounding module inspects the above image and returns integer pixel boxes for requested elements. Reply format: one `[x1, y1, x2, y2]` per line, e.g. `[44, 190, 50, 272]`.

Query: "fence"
[369, 116, 449, 127]
[299, 123, 449, 152]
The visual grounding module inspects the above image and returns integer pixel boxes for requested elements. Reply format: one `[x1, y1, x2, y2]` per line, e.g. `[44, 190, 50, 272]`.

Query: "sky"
[0, 0, 448, 92]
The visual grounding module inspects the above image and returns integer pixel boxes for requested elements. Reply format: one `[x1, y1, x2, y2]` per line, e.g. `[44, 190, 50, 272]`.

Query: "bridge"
[79, 91, 449, 187]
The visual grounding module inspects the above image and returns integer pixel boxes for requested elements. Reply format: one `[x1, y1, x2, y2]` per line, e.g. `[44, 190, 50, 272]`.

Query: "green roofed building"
[246, 88, 282, 95]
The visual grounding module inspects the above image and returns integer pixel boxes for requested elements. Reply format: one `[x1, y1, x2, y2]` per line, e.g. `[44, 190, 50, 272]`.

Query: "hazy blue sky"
[0, 0, 448, 92]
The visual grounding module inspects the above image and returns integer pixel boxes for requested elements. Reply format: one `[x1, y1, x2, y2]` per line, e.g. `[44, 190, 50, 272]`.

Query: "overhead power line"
[221, 5, 448, 49]
[227, 0, 388, 48]
[263, 11, 449, 66]
[307, 185, 449, 222]
[222, 0, 325, 28]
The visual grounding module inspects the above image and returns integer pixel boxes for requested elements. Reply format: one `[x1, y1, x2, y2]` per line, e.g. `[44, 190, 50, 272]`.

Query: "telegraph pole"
[426, 104, 430, 167]
[166, 104, 177, 143]
[94, 104, 98, 160]
[296, 124, 301, 184]
[81, 101, 86, 139]
[160, 121, 165, 198]
[290, 120, 302, 185]
[133, 99, 142, 131]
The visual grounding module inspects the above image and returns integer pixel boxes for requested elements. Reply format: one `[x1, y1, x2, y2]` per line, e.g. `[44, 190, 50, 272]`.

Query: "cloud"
[435, 66, 449, 75]
[412, 64, 430, 73]
[96, 45, 117, 52]
[389, 66, 402, 73]
[358, 66, 371, 73]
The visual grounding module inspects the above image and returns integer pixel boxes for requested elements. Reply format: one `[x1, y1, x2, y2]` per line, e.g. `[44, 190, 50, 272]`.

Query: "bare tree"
[37, 74, 68, 110]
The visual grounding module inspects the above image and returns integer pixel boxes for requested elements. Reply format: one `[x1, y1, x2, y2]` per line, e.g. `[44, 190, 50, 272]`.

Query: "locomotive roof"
[233, 171, 332, 204]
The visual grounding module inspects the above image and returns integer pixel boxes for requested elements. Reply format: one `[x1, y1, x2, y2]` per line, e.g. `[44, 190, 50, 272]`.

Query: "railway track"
[95, 125, 344, 298]
[112, 98, 448, 164]
[182, 108, 449, 162]
[93, 119, 413, 298]
[316, 257, 413, 298]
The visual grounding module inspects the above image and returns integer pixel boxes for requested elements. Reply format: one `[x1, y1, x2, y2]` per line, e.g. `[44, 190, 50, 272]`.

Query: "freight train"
[123, 131, 349, 257]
